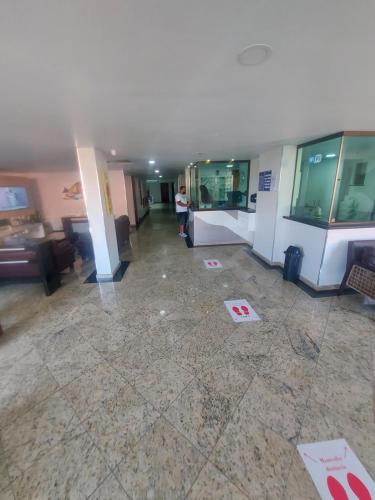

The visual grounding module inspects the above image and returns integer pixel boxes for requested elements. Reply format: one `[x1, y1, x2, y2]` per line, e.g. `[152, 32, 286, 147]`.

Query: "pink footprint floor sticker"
[297, 439, 375, 499]
[204, 259, 223, 269]
[224, 299, 261, 323]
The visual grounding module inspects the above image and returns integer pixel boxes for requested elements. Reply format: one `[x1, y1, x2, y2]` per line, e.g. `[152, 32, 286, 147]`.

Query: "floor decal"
[224, 299, 260, 322]
[297, 439, 375, 499]
[204, 259, 223, 269]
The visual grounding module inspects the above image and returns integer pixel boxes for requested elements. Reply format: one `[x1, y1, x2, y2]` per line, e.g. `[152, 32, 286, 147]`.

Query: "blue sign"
[309, 154, 322, 165]
[258, 170, 272, 192]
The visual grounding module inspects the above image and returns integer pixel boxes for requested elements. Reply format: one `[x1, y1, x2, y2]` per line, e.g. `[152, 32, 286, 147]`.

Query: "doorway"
[160, 182, 170, 203]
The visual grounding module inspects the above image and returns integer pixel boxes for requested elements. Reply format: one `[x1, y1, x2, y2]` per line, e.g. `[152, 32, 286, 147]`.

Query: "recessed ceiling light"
[149, 159, 156, 164]
[237, 44, 272, 66]
[155, 169, 160, 173]
[159, 175, 163, 178]
[206, 159, 211, 164]
[231, 158, 235, 162]
[189, 162, 193, 166]
[110, 149, 116, 156]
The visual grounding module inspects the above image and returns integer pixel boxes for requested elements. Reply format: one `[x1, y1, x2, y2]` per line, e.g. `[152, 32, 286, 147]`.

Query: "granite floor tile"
[12, 431, 110, 500]
[317, 338, 372, 383]
[31, 323, 84, 363]
[284, 449, 319, 500]
[165, 379, 232, 456]
[310, 365, 374, 427]
[108, 337, 164, 384]
[197, 348, 252, 405]
[0, 352, 59, 429]
[0, 449, 11, 493]
[115, 417, 206, 500]
[258, 338, 316, 395]
[1, 488, 15, 500]
[83, 384, 160, 468]
[238, 374, 307, 442]
[187, 461, 249, 500]
[143, 317, 191, 351]
[165, 335, 221, 377]
[62, 361, 130, 422]
[2, 390, 81, 481]
[134, 357, 194, 412]
[45, 341, 103, 387]
[212, 404, 294, 497]
[79, 318, 137, 361]
[88, 473, 130, 499]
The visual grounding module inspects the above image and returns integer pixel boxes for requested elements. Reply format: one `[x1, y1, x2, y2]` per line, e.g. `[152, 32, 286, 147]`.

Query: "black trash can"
[283, 246, 302, 283]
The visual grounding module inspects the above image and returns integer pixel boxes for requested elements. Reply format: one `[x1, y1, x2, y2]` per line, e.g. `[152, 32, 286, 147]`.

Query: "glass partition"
[190, 161, 249, 210]
[331, 135, 375, 222]
[291, 132, 375, 224]
[291, 136, 341, 223]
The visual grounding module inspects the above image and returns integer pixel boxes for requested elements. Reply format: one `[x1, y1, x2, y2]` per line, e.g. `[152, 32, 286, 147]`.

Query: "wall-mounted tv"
[0, 187, 30, 212]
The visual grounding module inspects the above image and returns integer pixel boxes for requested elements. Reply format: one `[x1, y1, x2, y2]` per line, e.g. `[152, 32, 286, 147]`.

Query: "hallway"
[0, 207, 374, 499]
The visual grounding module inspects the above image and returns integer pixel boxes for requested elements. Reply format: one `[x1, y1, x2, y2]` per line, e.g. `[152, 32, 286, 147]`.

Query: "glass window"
[191, 161, 249, 210]
[291, 136, 341, 223]
[331, 135, 375, 222]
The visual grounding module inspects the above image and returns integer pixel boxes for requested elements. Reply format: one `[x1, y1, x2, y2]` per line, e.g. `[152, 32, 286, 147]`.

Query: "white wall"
[191, 210, 255, 246]
[108, 170, 128, 217]
[320, 227, 375, 286]
[252, 147, 283, 262]
[274, 218, 327, 287]
[248, 157, 259, 210]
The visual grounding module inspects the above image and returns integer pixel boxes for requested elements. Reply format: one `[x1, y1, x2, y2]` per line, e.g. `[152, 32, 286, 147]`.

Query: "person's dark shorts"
[176, 212, 188, 225]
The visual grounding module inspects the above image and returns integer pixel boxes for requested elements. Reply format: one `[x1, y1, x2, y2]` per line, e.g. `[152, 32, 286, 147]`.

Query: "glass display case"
[188, 160, 250, 210]
[291, 132, 375, 224]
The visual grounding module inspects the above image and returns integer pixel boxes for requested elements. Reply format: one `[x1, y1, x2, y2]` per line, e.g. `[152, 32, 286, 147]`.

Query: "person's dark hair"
[180, 185, 186, 191]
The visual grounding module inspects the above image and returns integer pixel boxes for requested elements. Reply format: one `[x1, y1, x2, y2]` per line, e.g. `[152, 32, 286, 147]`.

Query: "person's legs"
[177, 213, 188, 237]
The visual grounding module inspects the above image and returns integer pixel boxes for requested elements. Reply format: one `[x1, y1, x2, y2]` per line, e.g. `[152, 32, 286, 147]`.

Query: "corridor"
[0, 206, 374, 499]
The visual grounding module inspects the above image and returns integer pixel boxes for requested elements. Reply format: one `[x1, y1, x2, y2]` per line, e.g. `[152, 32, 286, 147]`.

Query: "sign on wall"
[258, 170, 272, 192]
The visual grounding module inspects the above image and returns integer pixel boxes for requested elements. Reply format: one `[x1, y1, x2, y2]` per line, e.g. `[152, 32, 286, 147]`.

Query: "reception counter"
[188, 209, 256, 246]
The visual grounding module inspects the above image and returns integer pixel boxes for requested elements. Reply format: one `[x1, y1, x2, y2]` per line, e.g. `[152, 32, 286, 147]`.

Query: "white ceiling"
[1, 0, 375, 176]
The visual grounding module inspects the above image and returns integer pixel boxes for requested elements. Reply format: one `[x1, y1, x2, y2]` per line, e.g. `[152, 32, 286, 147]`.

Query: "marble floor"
[0, 205, 374, 499]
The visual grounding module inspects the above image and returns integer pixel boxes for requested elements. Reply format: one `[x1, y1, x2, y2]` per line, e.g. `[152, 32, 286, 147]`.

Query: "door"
[160, 182, 170, 203]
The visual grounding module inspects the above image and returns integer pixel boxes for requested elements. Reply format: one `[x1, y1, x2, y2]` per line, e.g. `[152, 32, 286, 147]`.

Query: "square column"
[76, 147, 120, 280]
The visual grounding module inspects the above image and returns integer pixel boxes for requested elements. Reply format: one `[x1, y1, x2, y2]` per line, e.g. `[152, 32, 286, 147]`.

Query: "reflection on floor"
[0, 206, 374, 499]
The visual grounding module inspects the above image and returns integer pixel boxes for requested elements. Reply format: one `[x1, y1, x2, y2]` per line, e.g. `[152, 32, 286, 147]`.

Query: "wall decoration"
[98, 165, 113, 215]
[62, 181, 83, 200]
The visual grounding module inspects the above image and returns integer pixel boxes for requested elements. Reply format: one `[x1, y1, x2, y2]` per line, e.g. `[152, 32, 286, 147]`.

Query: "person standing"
[175, 185, 190, 237]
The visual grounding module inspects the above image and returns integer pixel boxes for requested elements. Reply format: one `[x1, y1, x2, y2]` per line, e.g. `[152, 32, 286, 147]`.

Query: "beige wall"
[0, 169, 128, 230]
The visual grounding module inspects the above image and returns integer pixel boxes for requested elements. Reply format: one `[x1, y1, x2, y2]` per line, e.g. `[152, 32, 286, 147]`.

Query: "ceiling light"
[154, 169, 160, 173]
[206, 159, 211, 164]
[325, 154, 337, 158]
[226, 164, 233, 168]
[110, 149, 116, 156]
[149, 159, 155, 164]
[189, 162, 193, 166]
[159, 175, 163, 178]
[231, 158, 235, 162]
[237, 44, 272, 66]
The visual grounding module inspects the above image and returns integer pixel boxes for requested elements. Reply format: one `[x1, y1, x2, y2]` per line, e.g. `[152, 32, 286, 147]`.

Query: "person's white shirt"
[175, 193, 188, 213]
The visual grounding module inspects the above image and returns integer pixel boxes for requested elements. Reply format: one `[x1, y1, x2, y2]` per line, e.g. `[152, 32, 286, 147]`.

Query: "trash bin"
[283, 246, 302, 283]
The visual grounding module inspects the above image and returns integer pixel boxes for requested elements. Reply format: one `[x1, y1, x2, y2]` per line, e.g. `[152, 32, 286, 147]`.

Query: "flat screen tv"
[0, 186, 30, 212]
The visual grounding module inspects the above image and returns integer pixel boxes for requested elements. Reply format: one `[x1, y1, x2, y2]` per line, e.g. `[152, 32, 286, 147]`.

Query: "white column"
[76, 147, 120, 280]
[252, 145, 297, 264]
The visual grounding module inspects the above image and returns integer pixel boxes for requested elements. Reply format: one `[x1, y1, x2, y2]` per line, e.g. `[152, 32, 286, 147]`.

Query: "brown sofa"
[0, 238, 76, 295]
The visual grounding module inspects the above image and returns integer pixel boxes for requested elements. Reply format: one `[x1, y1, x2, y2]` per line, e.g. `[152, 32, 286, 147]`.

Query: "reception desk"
[188, 209, 256, 246]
